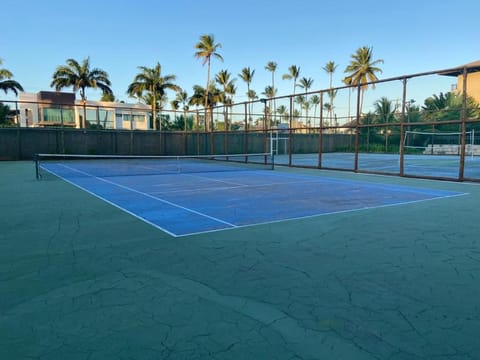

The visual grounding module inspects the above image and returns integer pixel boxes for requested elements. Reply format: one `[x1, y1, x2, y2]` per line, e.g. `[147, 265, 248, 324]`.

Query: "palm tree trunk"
[152, 100, 157, 131]
[205, 59, 211, 132]
[80, 87, 87, 129]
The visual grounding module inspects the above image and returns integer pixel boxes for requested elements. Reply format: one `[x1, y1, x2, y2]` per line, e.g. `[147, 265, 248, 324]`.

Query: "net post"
[471, 129, 475, 160]
[34, 153, 40, 180]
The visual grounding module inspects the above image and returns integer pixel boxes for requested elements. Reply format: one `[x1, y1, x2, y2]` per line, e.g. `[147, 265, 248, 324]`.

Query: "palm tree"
[215, 69, 236, 130]
[342, 76, 353, 122]
[323, 103, 332, 127]
[295, 95, 306, 125]
[225, 82, 237, 130]
[262, 86, 276, 100]
[194, 34, 223, 131]
[282, 65, 301, 95]
[127, 62, 179, 131]
[277, 105, 288, 124]
[282, 65, 301, 116]
[297, 77, 314, 94]
[265, 61, 277, 123]
[374, 97, 397, 124]
[51, 57, 112, 101]
[297, 77, 314, 129]
[239, 67, 255, 95]
[51, 57, 112, 128]
[344, 46, 383, 115]
[175, 90, 189, 132]
[170, 99, 180, 130]
[239, 67, 256, 124]
[323, 61, 338, 123]
[189, 83, 221, 130]
[374, 97, 397, 151]
[310, 94, 320, 128]
[0, 59, 24, 96]
[323, 61, 337, 89]
[262, 85, 277, 128]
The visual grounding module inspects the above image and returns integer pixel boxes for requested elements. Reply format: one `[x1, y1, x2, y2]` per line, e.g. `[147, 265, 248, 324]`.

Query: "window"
[42, 107, 75, 124]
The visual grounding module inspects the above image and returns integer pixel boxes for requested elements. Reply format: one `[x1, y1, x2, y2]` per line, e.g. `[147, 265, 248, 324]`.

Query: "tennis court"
[36, 154, 463, 236]
[2, 159, 480, 359]
[276, 152, 480, 179]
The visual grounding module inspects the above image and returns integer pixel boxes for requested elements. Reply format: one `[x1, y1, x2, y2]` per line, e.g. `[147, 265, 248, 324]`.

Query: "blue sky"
[2, 0, 479, 105]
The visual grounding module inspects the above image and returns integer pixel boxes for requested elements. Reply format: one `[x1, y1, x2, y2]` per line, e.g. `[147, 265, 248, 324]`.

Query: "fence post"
[399, 77, 407, 176]
[354, 82, 361, 172]
[318, 92, 324, 168]
[459, 66, 468, 181]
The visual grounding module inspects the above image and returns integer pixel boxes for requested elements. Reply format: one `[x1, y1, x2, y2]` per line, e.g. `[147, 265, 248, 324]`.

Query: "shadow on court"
[1, 161, 479, 359]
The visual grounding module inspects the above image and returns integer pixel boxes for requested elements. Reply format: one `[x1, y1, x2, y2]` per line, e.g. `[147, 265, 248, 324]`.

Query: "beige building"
[442, 60, 480, 104]
[18, 91, 152, 130]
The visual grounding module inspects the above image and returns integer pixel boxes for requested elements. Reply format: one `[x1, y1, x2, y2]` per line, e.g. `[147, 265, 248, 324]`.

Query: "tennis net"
[35, 152, 275, 179]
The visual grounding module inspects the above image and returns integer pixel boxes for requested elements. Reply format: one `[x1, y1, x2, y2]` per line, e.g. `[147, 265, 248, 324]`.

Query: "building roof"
[440, 60, 480, 76]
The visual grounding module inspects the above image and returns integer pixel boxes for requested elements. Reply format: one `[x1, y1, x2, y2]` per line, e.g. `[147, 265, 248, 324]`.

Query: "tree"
[239, 67, 255, 95]
[239, 67, 255, 123]
[194, 34, 223, 131]
[282, 65, 301, 95]
[215, 69, 236, 131]
[277, 105, 288, 124]
[51, 57, 112, 128]
[421, 92, 480, 132]
[310, 95, 320, 128]
[344, 46, 383, 114]
[0, 103, 13, 126]
[297, 77, 314, 129]
[262, 86, 276, 99]
[246, 89, 258, 102]
[297, 77, 314, 94]
[265, 61, 277, 124]
[373, 97, 397, 124]
[342, 76, 353, 121]
[262, 85, 277, 128]
[323, 103, 333, 127]
[282, 65, 301, 116]
[100, 92, 115, 102]
[175, 90, 190, 132]
[323, 61, 338, 123]
[189, 84, 221, 130]
[0, 59, 24, 96]
[224, 81, 237, 131]
[295, 95, 304, 115]
[51, 57, 112, 101]
[127, 63, 179, 131]
[323, 61, 337, 89]
[372, 97, 398, 151]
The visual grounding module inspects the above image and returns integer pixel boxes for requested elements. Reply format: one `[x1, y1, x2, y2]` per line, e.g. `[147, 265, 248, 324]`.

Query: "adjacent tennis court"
[275, 152, 480, 178]
[2, 159, 480, 360]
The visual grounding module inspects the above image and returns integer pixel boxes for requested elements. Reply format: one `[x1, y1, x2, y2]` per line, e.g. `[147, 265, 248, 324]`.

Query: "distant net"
[35, 153, 274, 179]
[403, 130, 476, 156]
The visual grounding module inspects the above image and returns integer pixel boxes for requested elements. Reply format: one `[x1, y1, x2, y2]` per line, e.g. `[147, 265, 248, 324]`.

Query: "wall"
[0, 128, 351, 160]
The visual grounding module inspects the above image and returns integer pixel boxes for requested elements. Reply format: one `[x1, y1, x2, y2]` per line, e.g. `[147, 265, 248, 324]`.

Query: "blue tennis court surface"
[41, 162, 465, 236]
[275, 152, 480, 179]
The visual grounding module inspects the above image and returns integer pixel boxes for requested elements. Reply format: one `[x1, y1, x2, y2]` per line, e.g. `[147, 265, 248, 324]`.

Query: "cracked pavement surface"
[1, 162, 479, 359]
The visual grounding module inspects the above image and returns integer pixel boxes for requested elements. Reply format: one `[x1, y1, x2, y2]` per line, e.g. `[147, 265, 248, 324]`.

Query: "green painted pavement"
[1, 161, 479, 359]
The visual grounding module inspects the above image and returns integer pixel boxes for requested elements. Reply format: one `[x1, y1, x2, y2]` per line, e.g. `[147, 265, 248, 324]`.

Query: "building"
[441, 60, 480, 104]
[18, 91, 152, 130]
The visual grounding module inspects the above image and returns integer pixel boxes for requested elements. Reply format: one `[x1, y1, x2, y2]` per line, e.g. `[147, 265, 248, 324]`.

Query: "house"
[18, 91, 152, 130]
[441, 60, 480, 104]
